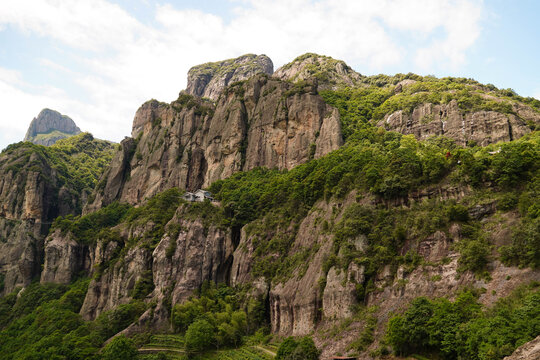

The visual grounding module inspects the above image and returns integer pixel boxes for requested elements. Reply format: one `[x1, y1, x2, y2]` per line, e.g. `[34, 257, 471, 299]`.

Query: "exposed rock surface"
[41, 230, 90, 284]
[186, 54, 273, 100]
[380, 100, 538, 146]
[24, 109, 81, 146]
[41, 202, 233, 323]
[503, 335, 540, 360]
[274, 53, 363, 89]
[150, 214, 233, 329]
[87, 73, 342, 209]
[80, 241, 151, 320]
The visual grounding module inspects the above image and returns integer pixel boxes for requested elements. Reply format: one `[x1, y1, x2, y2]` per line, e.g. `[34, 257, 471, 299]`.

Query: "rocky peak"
[186, 54, 274, 101]
[24, 109, 81, 146]
[274, 53, 363, 89]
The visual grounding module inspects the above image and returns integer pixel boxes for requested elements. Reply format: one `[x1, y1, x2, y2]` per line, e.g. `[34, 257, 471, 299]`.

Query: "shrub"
[457, 239, 490, 273]
[101, 335, 138, 360]
[500, 217, 540, 269]
[447, 203, 469, 222]
[131, 271, 155, 300]
[276, 336, 320, 360]
[184, 319, 215, 353]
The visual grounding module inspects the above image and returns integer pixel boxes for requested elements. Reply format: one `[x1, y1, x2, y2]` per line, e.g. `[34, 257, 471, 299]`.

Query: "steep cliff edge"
[186, 54, 273, 100]
[86, 73, 342, 210]
[24, 109, 81, 146]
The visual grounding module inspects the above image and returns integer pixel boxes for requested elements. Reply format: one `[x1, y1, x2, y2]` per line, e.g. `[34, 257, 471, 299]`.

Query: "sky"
[0, 0, 539, 150]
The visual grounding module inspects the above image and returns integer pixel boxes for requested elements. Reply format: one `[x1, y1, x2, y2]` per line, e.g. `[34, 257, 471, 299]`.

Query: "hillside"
[0, 133, 115, 295]
[0, 53, 538, 360]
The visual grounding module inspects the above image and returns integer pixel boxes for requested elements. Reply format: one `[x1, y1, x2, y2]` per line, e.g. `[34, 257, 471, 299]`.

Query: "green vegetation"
[210, 130, 539, 283]
[500, 179, 540, 268]
[188, 54, 261, 78]
[1, 132, 115, 196]
[52, 201, 132, 244]
[0, 279, 147, 360]
[275, 336, 320, 360]
[173, 92, 215, 117]
[320, 74, 540, 141]
[279, 53, 361, 86]
[171, 282, 266, 353]
[31, 129, 75, 143]
[102, 335, 138, 360]
[52, 188, 206, 248]
[386, 283, 540, 359]
[2, 64, 540, 360]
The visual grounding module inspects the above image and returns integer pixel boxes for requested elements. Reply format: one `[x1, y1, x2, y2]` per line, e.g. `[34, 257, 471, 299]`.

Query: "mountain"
[0, 53, 539, 360]
[24, 108, 81, 146]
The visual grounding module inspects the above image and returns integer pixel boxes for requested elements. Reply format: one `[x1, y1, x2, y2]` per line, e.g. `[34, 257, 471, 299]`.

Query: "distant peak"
[24, 109, 81, 146]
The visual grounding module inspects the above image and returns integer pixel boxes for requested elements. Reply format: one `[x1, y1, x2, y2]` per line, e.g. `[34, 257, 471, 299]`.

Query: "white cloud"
[0, 0, 142, 51]
[0, 0, 484, 149]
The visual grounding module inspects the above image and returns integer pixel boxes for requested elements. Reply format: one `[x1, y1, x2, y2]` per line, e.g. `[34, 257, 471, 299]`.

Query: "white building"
[183, 189, 214, 202]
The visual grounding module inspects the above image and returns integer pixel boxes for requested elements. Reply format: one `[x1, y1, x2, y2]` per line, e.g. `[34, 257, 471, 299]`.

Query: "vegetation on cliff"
[1, 132, 115, 195]
[0, 279, 146, 360]
[386, 282, 540, 359]
[320, 74, 540, 141]
[1, 55, 540, 360]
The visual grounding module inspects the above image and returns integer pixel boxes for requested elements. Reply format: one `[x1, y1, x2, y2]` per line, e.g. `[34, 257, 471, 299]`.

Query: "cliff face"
[380, 99, 538, 146]
[186, 54, 273, 100]
[86, 73, 342, 210]
[40, 204, 233, 325]
[24, 109, 81, 146]
[0, 148, 74, 294]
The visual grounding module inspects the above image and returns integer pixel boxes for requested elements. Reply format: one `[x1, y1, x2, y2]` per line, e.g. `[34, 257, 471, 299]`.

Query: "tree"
[276, 337, 320, 360]
[101, 335, 138, 360]
[290, 337, 320, 360]
[184, 319, 215, 353]
[276, 337, 298, 360]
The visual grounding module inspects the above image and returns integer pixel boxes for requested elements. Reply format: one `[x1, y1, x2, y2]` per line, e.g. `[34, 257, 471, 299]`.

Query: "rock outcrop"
[87, 73, 342, 209]
[380, 100, 538, 146]
[41, 230, 90, 284]
[503, 335, 540, 360]
[24, 109, 81, 146]
[274, 53, 363, 89]
[186, 54, 273, 101]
